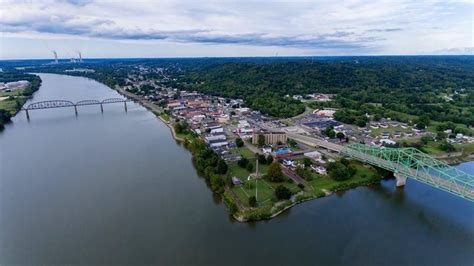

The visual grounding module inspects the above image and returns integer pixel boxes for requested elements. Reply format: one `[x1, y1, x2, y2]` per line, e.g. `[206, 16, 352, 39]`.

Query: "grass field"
[238, 147, 256, 158]
[228, 162, 269, 180]
[232, 177, 300, 207]
[309, 162, 379, 192]
[0, 97, 26, 115]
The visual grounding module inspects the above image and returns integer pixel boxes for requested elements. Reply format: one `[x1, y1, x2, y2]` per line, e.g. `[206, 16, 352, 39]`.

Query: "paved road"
[287, 133, 343, 152]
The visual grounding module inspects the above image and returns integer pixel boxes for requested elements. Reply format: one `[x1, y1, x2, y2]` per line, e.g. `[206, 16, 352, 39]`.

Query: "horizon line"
[1, 54, 473, 62]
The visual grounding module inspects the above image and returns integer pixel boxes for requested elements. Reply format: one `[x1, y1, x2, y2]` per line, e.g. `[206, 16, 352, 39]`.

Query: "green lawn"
[232, 178, 301, 207]
[0, 88, 26, 97]
[159, 113, 170, 122]
[309, 162, 379, 192]
[427, 121, 474, 135]
[454, 142, 474, 154]
[228, 162, 269, 180]
[229, 162, 300, 207]
[238, 147, 256, 158]
[0, 97, 26, 114]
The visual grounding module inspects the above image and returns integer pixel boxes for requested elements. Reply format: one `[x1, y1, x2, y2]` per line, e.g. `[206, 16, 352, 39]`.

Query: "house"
[380, 139, 396, 146]
[262, 147, 272, 154]
[205, 132, 226, 142]
[208, 139, 228, 148]
[311, 165, 327, 175]
[209, 126, 224, 134]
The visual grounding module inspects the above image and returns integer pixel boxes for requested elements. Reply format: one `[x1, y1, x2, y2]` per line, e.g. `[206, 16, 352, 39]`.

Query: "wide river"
[1, 74, 473, 265]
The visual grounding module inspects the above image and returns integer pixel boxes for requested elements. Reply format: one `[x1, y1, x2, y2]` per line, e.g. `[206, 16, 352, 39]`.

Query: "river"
[1, 73, 473, 265]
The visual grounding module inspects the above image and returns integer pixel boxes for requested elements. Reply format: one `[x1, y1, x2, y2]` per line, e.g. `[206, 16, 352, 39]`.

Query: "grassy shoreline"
[0, 73, 42, 130]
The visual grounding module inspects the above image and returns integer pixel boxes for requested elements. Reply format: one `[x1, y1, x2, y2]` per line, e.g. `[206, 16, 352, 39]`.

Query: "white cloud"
[0, 0, 472, 58]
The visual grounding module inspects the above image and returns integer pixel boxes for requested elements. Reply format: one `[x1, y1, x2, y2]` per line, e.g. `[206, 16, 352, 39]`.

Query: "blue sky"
[0, 0, 472, 59]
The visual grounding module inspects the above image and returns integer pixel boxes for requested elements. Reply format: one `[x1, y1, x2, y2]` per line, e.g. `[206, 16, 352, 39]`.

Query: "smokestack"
[52, 51, 58, 64]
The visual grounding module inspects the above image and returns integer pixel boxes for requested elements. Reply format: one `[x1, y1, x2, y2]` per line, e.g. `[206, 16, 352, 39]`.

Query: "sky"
[0, 0, 473, 59]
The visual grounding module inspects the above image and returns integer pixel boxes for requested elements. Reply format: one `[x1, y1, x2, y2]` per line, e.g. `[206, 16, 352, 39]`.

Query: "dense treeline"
[184, 138, 229, 193]
[177, 56, 474, 124]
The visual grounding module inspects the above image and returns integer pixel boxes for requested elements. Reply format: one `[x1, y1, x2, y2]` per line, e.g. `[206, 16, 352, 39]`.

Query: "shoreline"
[24, 73, 467, 223]
[111, 83, 472, 222]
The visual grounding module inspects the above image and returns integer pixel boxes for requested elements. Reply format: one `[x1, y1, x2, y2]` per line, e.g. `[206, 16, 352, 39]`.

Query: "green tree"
[248, 196, 257, 207]
[235, 137, 244, 147]
[302, 157, 312, 167]
[210, 175, 224, 192]
[336, 132, 345, 141]
[238, 157, 249, 168]
[327, 161, 355, 181]
[435, 131, 447, 140]
[275, 185, 292, 200]
[246, 162, 254, 172]
[257, 154, 267, 165]
[266, 155, 274, 164]
[257, 134, 266, 146]
[288, 138, 297, 147]
[420, 136, 432, 145]
[439, 141, 456, 152]
[216, 159, 228, 174]
[267, 162, 284, 182]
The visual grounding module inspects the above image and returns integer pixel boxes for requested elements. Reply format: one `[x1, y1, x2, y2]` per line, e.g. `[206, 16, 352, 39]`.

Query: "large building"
[252, 131, 287, 145]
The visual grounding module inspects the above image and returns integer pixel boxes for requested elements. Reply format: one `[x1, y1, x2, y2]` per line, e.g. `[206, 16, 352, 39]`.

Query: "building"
[208, 139, 228, 148]
[304, 151, 322, 159]
[252, 131, 287, 145]
[205, 132, 226, 142]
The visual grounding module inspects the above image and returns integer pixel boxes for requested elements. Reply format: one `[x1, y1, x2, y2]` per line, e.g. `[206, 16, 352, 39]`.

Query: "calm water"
[1, 74, 473, 265]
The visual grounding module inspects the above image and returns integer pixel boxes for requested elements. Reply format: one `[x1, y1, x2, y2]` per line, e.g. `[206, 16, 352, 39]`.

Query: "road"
[287, 132, 343, 152]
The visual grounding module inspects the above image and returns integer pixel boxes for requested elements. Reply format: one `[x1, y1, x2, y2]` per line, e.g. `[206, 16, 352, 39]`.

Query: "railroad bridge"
[22, 98, 129, 119]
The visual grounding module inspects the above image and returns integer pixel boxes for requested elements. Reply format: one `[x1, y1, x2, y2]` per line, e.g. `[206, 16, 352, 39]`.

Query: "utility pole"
[255, 157, 259, 200]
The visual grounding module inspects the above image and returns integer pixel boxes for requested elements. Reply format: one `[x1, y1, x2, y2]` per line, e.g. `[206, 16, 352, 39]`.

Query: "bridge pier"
[100, 104, 104, 113]
[74, 105, 78, 116]
[394, 172, 407, 187]
[124, 101, 127, 112]
[25, 109, 30, 120]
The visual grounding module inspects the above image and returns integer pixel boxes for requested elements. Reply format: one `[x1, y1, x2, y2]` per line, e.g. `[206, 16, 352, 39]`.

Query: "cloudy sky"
[0, 0, 472, 59]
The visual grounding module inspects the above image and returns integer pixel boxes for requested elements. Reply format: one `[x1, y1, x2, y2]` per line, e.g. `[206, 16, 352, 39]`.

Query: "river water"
[1, 73, 473, 265]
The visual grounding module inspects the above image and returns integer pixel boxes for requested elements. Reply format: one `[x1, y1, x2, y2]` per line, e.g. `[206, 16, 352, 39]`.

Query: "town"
[107, 64, 474, 220]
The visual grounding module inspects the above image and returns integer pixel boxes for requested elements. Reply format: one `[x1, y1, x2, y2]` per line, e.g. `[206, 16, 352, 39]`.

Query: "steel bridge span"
[21, 98, 130, 119]
[288, 133, 474, 202]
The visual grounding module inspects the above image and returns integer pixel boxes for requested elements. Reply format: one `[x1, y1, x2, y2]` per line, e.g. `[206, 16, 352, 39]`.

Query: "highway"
[287, 132, 343, 152]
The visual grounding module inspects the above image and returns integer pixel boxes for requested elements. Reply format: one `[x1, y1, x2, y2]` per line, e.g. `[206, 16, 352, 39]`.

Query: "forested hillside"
[177, 56, 474, 125]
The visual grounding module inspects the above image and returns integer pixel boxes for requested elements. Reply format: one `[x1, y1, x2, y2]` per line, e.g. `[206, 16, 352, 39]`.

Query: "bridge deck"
[287, 133, 473, 201]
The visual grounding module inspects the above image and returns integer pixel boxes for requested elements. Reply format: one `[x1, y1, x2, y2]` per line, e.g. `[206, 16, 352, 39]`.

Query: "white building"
[304, 151, 322, 159]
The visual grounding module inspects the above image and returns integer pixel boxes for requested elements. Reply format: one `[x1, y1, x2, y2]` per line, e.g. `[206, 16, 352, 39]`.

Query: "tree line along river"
[0, 73, 473, 265]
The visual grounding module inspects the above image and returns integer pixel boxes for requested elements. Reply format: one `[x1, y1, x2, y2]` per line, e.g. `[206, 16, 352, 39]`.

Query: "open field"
[238, 147, 256, 158]
[0, 97, 26, 115]
[309, 162, 380, 192]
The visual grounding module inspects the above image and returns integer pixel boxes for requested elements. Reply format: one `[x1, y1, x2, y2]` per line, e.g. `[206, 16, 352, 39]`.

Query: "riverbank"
[38, 74, 468, 223]
[0, 74, 42, 130]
